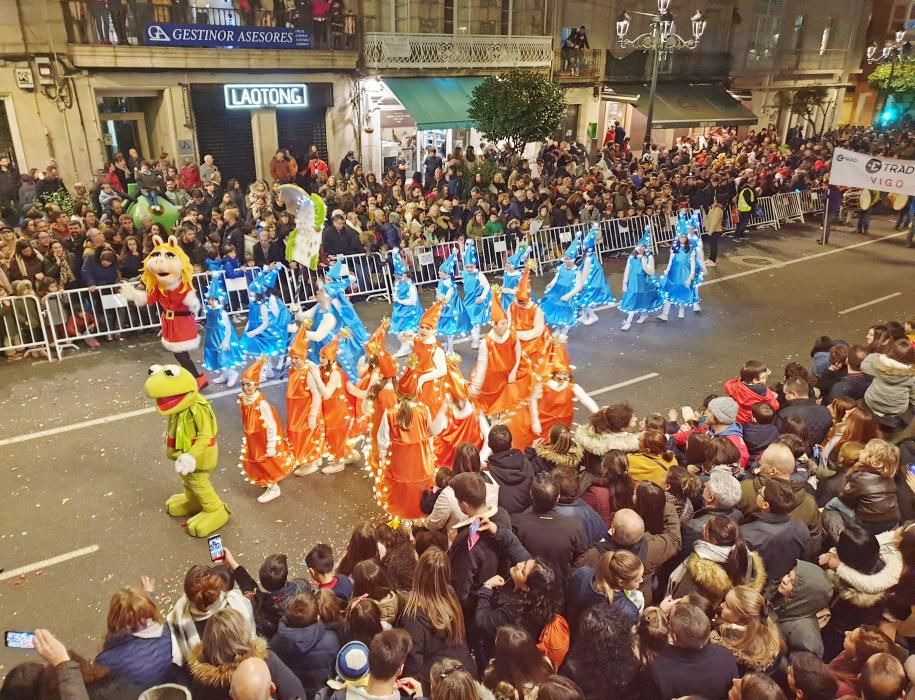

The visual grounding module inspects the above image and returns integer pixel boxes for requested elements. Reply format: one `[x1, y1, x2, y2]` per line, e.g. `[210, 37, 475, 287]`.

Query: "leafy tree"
[468, 70, 566, 154]
[868, 58, 915, 94]
[776, 87, 832, 137]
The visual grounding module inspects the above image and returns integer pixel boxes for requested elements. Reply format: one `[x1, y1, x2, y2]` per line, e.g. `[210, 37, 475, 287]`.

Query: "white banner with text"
[832, 147, 915, 196]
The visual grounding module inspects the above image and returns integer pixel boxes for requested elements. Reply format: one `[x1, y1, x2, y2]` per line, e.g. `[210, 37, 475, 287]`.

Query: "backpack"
[536, 613, 570, 669]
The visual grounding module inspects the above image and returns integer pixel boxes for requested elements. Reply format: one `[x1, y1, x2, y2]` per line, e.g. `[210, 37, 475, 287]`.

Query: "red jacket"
[723, 378, 779, 424]
[673, 423, 750, 469]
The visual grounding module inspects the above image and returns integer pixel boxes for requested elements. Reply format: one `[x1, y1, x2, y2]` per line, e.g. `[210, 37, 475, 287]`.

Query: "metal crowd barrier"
[2, 188, 826, 362]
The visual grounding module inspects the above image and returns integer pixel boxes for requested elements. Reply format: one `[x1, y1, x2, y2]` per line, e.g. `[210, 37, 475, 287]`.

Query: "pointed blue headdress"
[563, 233, 582, 259]
[439, 249, 458, 276]
[463, 239, 479, 267]
[637, 226, 652, 254]
[675, 214, 690, 238]
[248, 268, 267, 295]
[507, 242, 531, 269]
[206, 272, 228, 304]
[323, 278, 350, 299]
[327, 257, 345, 281]
[584, 223, 598, 253]
[390, 247, 407, 277]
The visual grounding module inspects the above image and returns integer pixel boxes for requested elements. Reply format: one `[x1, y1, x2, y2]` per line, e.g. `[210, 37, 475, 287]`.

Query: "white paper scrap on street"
[831, 147, 915, 196]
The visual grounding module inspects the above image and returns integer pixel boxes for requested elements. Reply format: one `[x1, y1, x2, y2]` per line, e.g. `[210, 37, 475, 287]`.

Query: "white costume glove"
[175, 453, 197, 475]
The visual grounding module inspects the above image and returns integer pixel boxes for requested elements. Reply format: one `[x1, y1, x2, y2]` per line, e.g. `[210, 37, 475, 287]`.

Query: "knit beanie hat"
[327, 641, 370, 689]
[708, 396, 739, 425]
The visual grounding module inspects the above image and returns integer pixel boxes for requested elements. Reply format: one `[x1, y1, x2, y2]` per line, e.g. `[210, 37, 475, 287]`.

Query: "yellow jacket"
[627, 451, 677, 486]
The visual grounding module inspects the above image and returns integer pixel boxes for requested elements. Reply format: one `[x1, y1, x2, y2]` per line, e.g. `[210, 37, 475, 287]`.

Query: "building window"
[820, 17, 833, 54]
[748, 0, 785, 60]
[791, 15, 804, 50]
[512, 0, 546, 36]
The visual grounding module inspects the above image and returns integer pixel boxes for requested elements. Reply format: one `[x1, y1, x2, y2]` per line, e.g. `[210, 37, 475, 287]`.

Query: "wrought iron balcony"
[554, 49, 604, 80]
[362, 32, 553, 70]
[777, 49, 851, 72]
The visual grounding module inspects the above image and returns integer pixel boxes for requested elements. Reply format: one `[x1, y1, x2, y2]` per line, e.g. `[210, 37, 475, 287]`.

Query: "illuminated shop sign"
[224, 84, 308, 109]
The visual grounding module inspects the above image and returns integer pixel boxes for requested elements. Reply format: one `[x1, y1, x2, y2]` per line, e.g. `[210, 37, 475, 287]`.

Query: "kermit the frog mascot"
[145, 363, 230, 537]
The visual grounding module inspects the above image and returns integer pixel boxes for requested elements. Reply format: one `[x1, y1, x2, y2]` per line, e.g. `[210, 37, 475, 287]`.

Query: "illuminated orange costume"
[365, 351, 399, 486]
[532, 340, 599, 441]
[470, 292, 524, 416]
[286, 325, 325, 468]
[510, 269, 552, 379]
[317, 337, 357, 461]
[353, 319, 389, 436]
[434, 353, 486, 468]
[238, 357, 295, 486]
[378, 371, 435, 520]
[400, 299, 448, 418]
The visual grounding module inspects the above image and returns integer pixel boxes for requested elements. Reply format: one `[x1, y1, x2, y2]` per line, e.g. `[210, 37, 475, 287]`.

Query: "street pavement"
[0, 215, 912, 673]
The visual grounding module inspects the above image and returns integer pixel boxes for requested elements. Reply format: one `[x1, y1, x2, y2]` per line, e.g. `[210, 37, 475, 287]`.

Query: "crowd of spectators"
[3, 316, 915, 700]
[0, 123, 910, 358]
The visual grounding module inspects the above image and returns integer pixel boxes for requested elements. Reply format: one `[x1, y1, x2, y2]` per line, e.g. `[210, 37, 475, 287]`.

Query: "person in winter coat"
[484, 424, 536, 514]
[566, 549, 642, 628]
[723, 361, 780, 424]
[667, 515, 766, 609]
[578, 449, 634, 528]
[552, 466, 608, 547]
[186, 608, 306, 700]
[95, 585, 182, 689]
[825, 438, 900, 537]
[768, 560, 833, 657]
[776, 377, 833, 448]
[674, 397, 750, 469]
[398, 547, 476, 695]
[269, 592, 340, 696]
[861, 340, 915, 430]
[743, 403, 781, 467]
[525, 424, 584, 474]
[826, 345, 874, 404]
[575, 403, 640, 472]
[710, 585, 784, 678]
[818, 524, 903, 660]
[739, 478, 811, 583]
[627, 429, 678, 487]
[424, 444, 499, 533]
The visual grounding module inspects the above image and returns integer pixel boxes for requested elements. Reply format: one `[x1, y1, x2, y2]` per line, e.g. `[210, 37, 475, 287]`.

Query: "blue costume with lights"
[501, 243, 534, 311]
[436, 251, 472, 338]
[242, 267, 288, 357]
[461, 240, 492, 328]
[577, 224, 617, 308]
[540, 235, 582, 330]
[389, 248, 423, 336]
[202, 273, 245, 373]
[322, 259, 366, 380]
[619, 229, 663, 315]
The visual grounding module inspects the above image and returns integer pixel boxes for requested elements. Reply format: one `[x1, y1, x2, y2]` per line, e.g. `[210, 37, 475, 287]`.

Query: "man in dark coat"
[740, 478, 811, 582]
[777, 377, 833, 447]
[826, 345, 874, 403]
[321, 213, 362, 257]
[484, 424, 536, 514]
[0, 156, 19, 213]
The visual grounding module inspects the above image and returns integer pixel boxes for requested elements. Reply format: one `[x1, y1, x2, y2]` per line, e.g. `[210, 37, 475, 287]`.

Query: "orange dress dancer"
[365, 351, 399, 501]
[377, 370, 436, 520]
[433, 353, 489, 468]
[510, 269, 552, 380]
[286, 323, 325, 477]
[470, 291, 526, 417]
[238, 356, 295, 503]
[314, 335, 358, 474]
[535, 340, 600, 439]
[353, 319, 391, 436]
[406, 299, 449, 418]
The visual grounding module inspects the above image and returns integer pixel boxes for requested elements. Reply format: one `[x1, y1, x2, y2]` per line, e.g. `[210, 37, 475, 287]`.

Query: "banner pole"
[820, 188, 830, 246]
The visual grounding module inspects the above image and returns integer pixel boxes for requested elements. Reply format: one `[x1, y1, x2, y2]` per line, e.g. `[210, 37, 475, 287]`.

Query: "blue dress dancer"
[687, 212, 706, 312]
[501, 243, 534, 311]
[202, 272, 244, 387]
[540, 234, 584, 340]
[619, 228, 663, 331]
[389, 247, 423, 357]
[241, 267, 288, 377]
[324, 258, 369, 348]
[658, 215, 702, 322]
[577, 223, 617, 326]
[436, 250, 472, 354]
[461, 240, 492, 349]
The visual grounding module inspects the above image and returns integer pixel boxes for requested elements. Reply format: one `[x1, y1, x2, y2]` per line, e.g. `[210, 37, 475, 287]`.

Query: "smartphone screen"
[5, 631, 35, 649]
[208, 534, 225, 562]
[696, 415, 708, 427]
[908, 463, 915, 477]
[467, 517, 481, 551]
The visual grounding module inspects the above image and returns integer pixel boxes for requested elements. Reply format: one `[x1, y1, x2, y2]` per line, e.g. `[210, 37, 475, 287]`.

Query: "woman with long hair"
[376, 369, 436, 520]
[483, 626, 553, 700]
[425, 443, 499, 532]
[633, 481, 667, 535]
[341, 597, 385, 646]
[337, 521, 381, 577]
[819, 396, 860, 468]
[667, 515, 765, 607]
[635, 606, 669, 668]
[430, 659, 492, 700]
[664, 465, 702, 523]
[827, 624, 897, 696]
[186, 608, 305, 700]
[475, 558, 565, 666]
[575, 402, 640, 471]
[566, 550, 643, 626]
[527, 423, 584, 473]
[561, 603, 639, 700]
[702, 436, 743, 480]
[711, 585, 784, 676]
[627, 429, 677, 486]
[352, 559, 400, 624]
[399, 547, 475, 691]
[580, 449, 634, 527]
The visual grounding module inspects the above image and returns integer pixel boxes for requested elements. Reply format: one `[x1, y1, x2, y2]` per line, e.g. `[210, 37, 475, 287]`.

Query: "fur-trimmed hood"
[187, 637, 268, 688]
[574, 424, 639, 455]
[868, 354, 915, 382]
[685, 550, 766, 599]
[532, 442, 584, 469]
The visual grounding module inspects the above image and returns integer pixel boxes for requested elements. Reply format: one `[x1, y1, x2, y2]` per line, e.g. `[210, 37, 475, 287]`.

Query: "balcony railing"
[362, 32, 553, 70]
[554, 48, 603, 79]
[62, 1, 357, 50]
[777, 49, 851, 72]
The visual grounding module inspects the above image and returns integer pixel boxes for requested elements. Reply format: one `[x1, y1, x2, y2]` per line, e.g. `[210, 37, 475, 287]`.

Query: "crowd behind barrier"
[2, 188, 826, 362]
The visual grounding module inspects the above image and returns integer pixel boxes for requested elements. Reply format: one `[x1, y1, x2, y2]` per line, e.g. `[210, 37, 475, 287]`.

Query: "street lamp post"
[616, 0, 706, 153]
[866, 30, 911, 123]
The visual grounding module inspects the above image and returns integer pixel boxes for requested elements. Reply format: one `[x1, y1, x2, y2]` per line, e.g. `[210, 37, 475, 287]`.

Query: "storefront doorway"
[0, 97, 24, 167]
[99, 112, 151, 163]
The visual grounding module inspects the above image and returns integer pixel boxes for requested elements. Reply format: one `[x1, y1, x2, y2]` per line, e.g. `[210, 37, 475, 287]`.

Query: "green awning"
[630, 83, 758, 128]
[383, 77, 485, 131]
